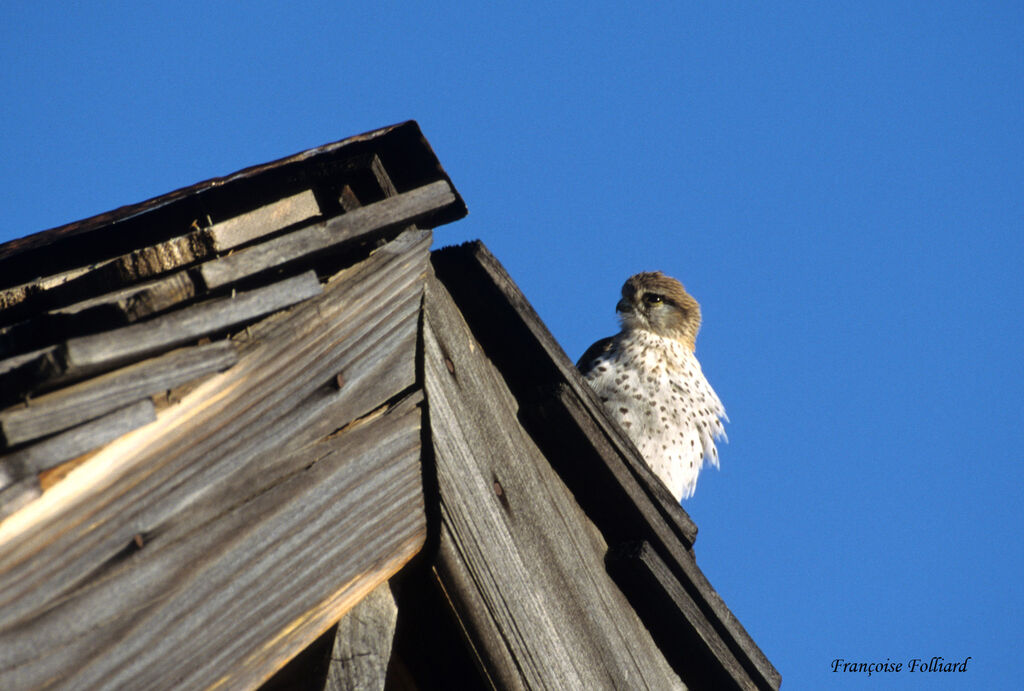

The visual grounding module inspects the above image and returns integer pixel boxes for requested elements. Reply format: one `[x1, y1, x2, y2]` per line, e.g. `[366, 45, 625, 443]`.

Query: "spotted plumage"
[578, 272, 727, 500]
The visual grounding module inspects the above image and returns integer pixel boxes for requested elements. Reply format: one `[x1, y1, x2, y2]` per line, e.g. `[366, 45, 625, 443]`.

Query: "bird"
[577, 271, 727, 501]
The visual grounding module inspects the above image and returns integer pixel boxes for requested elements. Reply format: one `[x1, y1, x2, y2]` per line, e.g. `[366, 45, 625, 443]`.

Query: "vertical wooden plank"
[423, 274, 684, 690]
[323, 581, 399, 691]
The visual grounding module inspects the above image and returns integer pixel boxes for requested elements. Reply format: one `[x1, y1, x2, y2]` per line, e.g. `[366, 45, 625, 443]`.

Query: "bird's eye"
[643, 293, 664, 305]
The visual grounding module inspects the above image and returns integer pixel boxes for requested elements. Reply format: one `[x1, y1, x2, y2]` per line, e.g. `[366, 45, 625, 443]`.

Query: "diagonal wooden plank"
[204, 189, 320, 252]
[0, 399, 157, 493]
[0, 477, 40, 521]
[423, 272, 684, 690]
[197, 180, 454, 290]
[0, 392, 426, 691]
[0, 348, 62, 408]
[0, 228, 432, 671]
[0, 271, 199, 359]
[59, 270, 320, 374]
[608, 541, 758, 691]
[49, 270, 197, 324]
[0, 265, 94, 315]
[0, 341, 237, 447]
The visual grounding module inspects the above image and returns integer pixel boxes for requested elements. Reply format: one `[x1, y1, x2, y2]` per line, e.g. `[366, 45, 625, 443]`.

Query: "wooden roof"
[0, 122, 779, 690]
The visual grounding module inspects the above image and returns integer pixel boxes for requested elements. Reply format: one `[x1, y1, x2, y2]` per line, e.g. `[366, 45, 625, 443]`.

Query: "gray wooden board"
[204, 188, 320, 252]
[0, 228, 215, 327]
[0, 347, 51, 378]
[0, 187, 315, 333]
[0, 391, 426, 691]
[0, 341, 238, 447]
[324, 580, 399, 691]
[0, 228, 432, 666]
[0, 271, 198, 359]
[51, 269, 197, 323]
[59, 269, 321, 373]
[423, 273, 685, 691]
[0, 477, 40, 521]
[431, 242, 781, 690]
[0, 347, 62, 406]
[0, 399, 157, 491]
[198, 180, 454, 290]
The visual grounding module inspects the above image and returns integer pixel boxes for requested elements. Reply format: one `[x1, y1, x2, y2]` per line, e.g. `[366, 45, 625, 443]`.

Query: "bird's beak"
[616, 298, 632, 315]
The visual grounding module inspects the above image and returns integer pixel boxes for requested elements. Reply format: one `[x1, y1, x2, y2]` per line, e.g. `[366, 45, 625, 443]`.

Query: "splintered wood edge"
[0, 349, 243, 542]
[0, 399, 158, 486]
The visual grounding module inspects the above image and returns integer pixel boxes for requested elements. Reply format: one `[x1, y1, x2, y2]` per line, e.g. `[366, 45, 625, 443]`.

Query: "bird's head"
[617, 271, 702, 349]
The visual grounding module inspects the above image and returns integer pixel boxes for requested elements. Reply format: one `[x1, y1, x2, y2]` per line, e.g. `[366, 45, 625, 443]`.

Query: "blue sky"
[2, 2, 1022, 688]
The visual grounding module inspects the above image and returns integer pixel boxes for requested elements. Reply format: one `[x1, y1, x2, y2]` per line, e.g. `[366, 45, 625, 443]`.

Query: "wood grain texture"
[204, 189, 320, 252]
[0, 477, 40, 521]
[53, 269, 197, 324]
[0, 271, 199, 361]
[0, 348, 62, 407]
[198, 180, 454, 290]
[59, 270, 320, 373]
[0, 265, 93, 316]
[15, 229, 214, 322]
[0, 399, 157, 491]
[0, 392, 425, 691]
[423, 273, 684, 691]
[0, 228, 432, 689]
[0, 341, 237, 447]
[430, 243, 781, 691]
[324, 581, 399, 691]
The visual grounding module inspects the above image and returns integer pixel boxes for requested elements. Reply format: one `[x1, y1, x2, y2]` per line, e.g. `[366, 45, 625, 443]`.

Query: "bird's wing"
[576, 336, 615, 374]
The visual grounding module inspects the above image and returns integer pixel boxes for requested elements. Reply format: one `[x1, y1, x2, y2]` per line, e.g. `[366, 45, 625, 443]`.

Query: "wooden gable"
[0, 123, 778, 690]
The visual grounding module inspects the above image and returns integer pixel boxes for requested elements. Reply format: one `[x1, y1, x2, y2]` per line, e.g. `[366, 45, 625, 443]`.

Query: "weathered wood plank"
[106, 227, 212, 284]
[608, 541, 757, 691]
[198, 180, 454, 290]
[52, 269, 198, 323]
[0, 477, 40, 521]
[0, 271, 199, 358]
[0, 229, 211, 331]
[0, 392, 426, 691]
[324, 581, 399, 691]
[0, 399, 157, 492]
[204, 188, 320, 252]
[59, 270, 320, 374]
[423, 273, 684, 690]
[0, 341, 237, 447]
[0, 229, 432, 687]
[334, 153, 398, 211]
[0, 264, 93, 315]
[0, 347, 62, 408]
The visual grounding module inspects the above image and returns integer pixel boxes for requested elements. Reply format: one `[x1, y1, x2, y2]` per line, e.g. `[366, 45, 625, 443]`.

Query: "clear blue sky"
[3, 3, 1021, 688]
